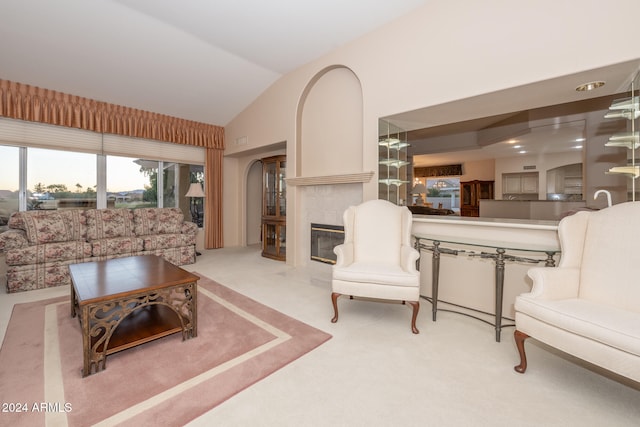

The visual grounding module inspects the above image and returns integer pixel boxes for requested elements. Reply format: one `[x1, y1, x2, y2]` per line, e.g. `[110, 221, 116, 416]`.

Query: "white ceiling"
[0, 0, 429, 126]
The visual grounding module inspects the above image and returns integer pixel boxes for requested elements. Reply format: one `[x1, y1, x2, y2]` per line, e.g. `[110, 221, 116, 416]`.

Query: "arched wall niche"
[290, 65, 365, 267]
[296, 65, 363, 178]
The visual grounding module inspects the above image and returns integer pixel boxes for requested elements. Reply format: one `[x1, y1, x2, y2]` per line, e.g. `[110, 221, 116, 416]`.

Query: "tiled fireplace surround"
[299, 183, 362, 275]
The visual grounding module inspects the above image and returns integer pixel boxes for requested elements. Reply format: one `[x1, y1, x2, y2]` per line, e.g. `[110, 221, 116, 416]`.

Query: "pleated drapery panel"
[205, 147, 224, 249]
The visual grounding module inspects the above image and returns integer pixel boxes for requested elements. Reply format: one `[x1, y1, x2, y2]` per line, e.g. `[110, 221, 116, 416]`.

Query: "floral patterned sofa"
[0, 207, 198, 292]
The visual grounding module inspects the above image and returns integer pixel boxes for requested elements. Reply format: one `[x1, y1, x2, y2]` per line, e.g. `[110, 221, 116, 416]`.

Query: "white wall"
[461, 159, 495, 181]
[223, 0, 640, 264]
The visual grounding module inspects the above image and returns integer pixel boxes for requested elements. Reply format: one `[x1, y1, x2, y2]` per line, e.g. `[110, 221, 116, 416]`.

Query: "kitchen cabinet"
[502, 172, 539, 195]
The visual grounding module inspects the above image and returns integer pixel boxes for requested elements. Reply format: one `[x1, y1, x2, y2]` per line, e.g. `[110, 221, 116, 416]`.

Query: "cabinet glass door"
[479, 182, 493, 199]
[263, 222, 278, 258]
[462, 183, 472, 206]
[264, 161, 277, 216]
[278, 161, 286, 216]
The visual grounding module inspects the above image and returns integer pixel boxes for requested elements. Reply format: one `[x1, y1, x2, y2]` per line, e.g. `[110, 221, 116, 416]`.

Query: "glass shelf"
[604, 76, 639, 201]
[379, 119, 410, 205]
[606, 165, 640, 178]
[379, 159, 410, 168]
[379, 178, 410, 186]
[605, 132, 639, 149]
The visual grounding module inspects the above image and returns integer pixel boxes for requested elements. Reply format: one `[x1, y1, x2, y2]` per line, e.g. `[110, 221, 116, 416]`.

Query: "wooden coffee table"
[69, 255, 199, 377]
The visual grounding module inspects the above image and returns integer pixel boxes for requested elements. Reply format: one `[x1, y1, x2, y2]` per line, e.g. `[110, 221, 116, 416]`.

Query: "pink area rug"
[0, 274, 331, 426]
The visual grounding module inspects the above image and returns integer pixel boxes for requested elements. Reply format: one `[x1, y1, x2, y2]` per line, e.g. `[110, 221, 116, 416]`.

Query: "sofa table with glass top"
[413, 234, 559, 342]
[69, 255, 199, 377]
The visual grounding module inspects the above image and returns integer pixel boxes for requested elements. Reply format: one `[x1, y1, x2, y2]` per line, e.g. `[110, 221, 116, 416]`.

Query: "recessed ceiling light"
[575, 81, 605, 92]
[519, 150, 527, 154]
[574, 145, 583, 149]
[514, 145, 522, 149]
[575, 137, 586, 142]
[507, 139, 518, 144]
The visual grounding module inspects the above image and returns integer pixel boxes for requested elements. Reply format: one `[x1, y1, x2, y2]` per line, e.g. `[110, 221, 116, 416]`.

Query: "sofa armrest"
[334, 242, 354, 268]
[400, 244, 420, 274]
[524, 267, 580, 300]
[0, 229, 29, 253]
[181, 221, 198, 236]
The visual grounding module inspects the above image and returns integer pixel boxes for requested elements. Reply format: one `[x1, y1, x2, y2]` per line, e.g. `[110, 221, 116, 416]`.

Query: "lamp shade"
[185, 182, 205, 198]
[411, 183, 427, 194]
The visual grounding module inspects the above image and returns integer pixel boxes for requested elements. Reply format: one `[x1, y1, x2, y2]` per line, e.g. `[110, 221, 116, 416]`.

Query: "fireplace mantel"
[285, 171, 374, 186]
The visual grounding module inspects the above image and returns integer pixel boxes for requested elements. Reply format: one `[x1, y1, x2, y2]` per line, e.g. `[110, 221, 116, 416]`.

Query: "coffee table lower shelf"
[95, 305, 184, 355]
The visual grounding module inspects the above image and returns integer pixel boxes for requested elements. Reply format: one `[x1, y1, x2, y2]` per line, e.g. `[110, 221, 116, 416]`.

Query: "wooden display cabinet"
[262, 155, 286, 260]
[460, 180, 494, 217]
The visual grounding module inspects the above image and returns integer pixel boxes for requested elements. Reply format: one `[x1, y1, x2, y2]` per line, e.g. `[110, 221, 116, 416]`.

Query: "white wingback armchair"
[331, 199, 421, 333]
[514, 201, 640, 383]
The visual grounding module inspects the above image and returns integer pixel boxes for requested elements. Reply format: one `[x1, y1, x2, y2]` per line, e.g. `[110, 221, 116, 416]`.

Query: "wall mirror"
[379, 59, 640, 221]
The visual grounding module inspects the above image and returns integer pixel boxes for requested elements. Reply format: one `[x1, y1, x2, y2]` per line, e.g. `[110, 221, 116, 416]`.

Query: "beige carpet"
[0, 274, 332, 426]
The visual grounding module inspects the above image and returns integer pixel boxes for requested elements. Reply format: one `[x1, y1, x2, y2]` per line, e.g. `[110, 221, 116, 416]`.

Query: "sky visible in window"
[0, 146, 149, 193]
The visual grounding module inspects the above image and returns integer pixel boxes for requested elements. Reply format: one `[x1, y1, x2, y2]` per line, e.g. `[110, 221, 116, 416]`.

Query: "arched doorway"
[245, 159, 263, 246]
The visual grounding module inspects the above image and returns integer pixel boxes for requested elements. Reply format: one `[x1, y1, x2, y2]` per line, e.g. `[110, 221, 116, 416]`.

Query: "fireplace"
[310, 223, 345, 264]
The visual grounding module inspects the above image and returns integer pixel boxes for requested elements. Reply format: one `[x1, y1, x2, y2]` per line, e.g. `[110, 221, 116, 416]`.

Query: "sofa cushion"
[6, 260, 81, 292]
[6, 240, 93, 266]
[91, 236, 144, 257]
[146, 246, 196, 266]
[9, 210, 87, 243]
[0, 229, 28, 252]
[142, 233, 196, 250]
[22, 212, 71, 244]
[133, 208, 185, 235]
[515, 296, 640, 357]
[86, 209, 135, 240]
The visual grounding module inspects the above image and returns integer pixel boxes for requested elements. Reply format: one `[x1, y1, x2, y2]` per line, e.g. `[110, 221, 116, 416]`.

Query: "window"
[27, 148, 97, 211]
[0, 145, 19, 231]
[422, 177, 461, 210]
[107, 156, 158, 209]
[0, 117, 206, 219]
[0, 145, 204, 218]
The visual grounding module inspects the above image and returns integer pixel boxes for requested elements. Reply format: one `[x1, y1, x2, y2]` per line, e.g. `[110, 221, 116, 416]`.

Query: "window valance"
[0, 79, 224, 149]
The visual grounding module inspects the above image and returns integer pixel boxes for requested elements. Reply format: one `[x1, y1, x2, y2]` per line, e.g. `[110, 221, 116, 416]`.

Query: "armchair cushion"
[578, 205, 640, 311]
[515, 297, 640, 357]
[333, 262, 419, 287]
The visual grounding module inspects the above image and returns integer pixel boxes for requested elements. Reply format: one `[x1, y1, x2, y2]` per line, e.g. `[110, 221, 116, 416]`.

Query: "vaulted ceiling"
[0, 0, 429, 126]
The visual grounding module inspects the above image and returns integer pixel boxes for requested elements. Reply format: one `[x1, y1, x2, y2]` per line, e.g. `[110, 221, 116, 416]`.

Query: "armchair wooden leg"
[331, 292, 341, 323]
[514, 330, 529, 373]
[407, 301, 420, 334]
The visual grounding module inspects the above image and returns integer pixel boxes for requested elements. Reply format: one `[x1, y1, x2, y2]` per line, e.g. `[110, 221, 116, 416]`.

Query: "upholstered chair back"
[344, 199, 411, 265]
[559, 201, 640, 313]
